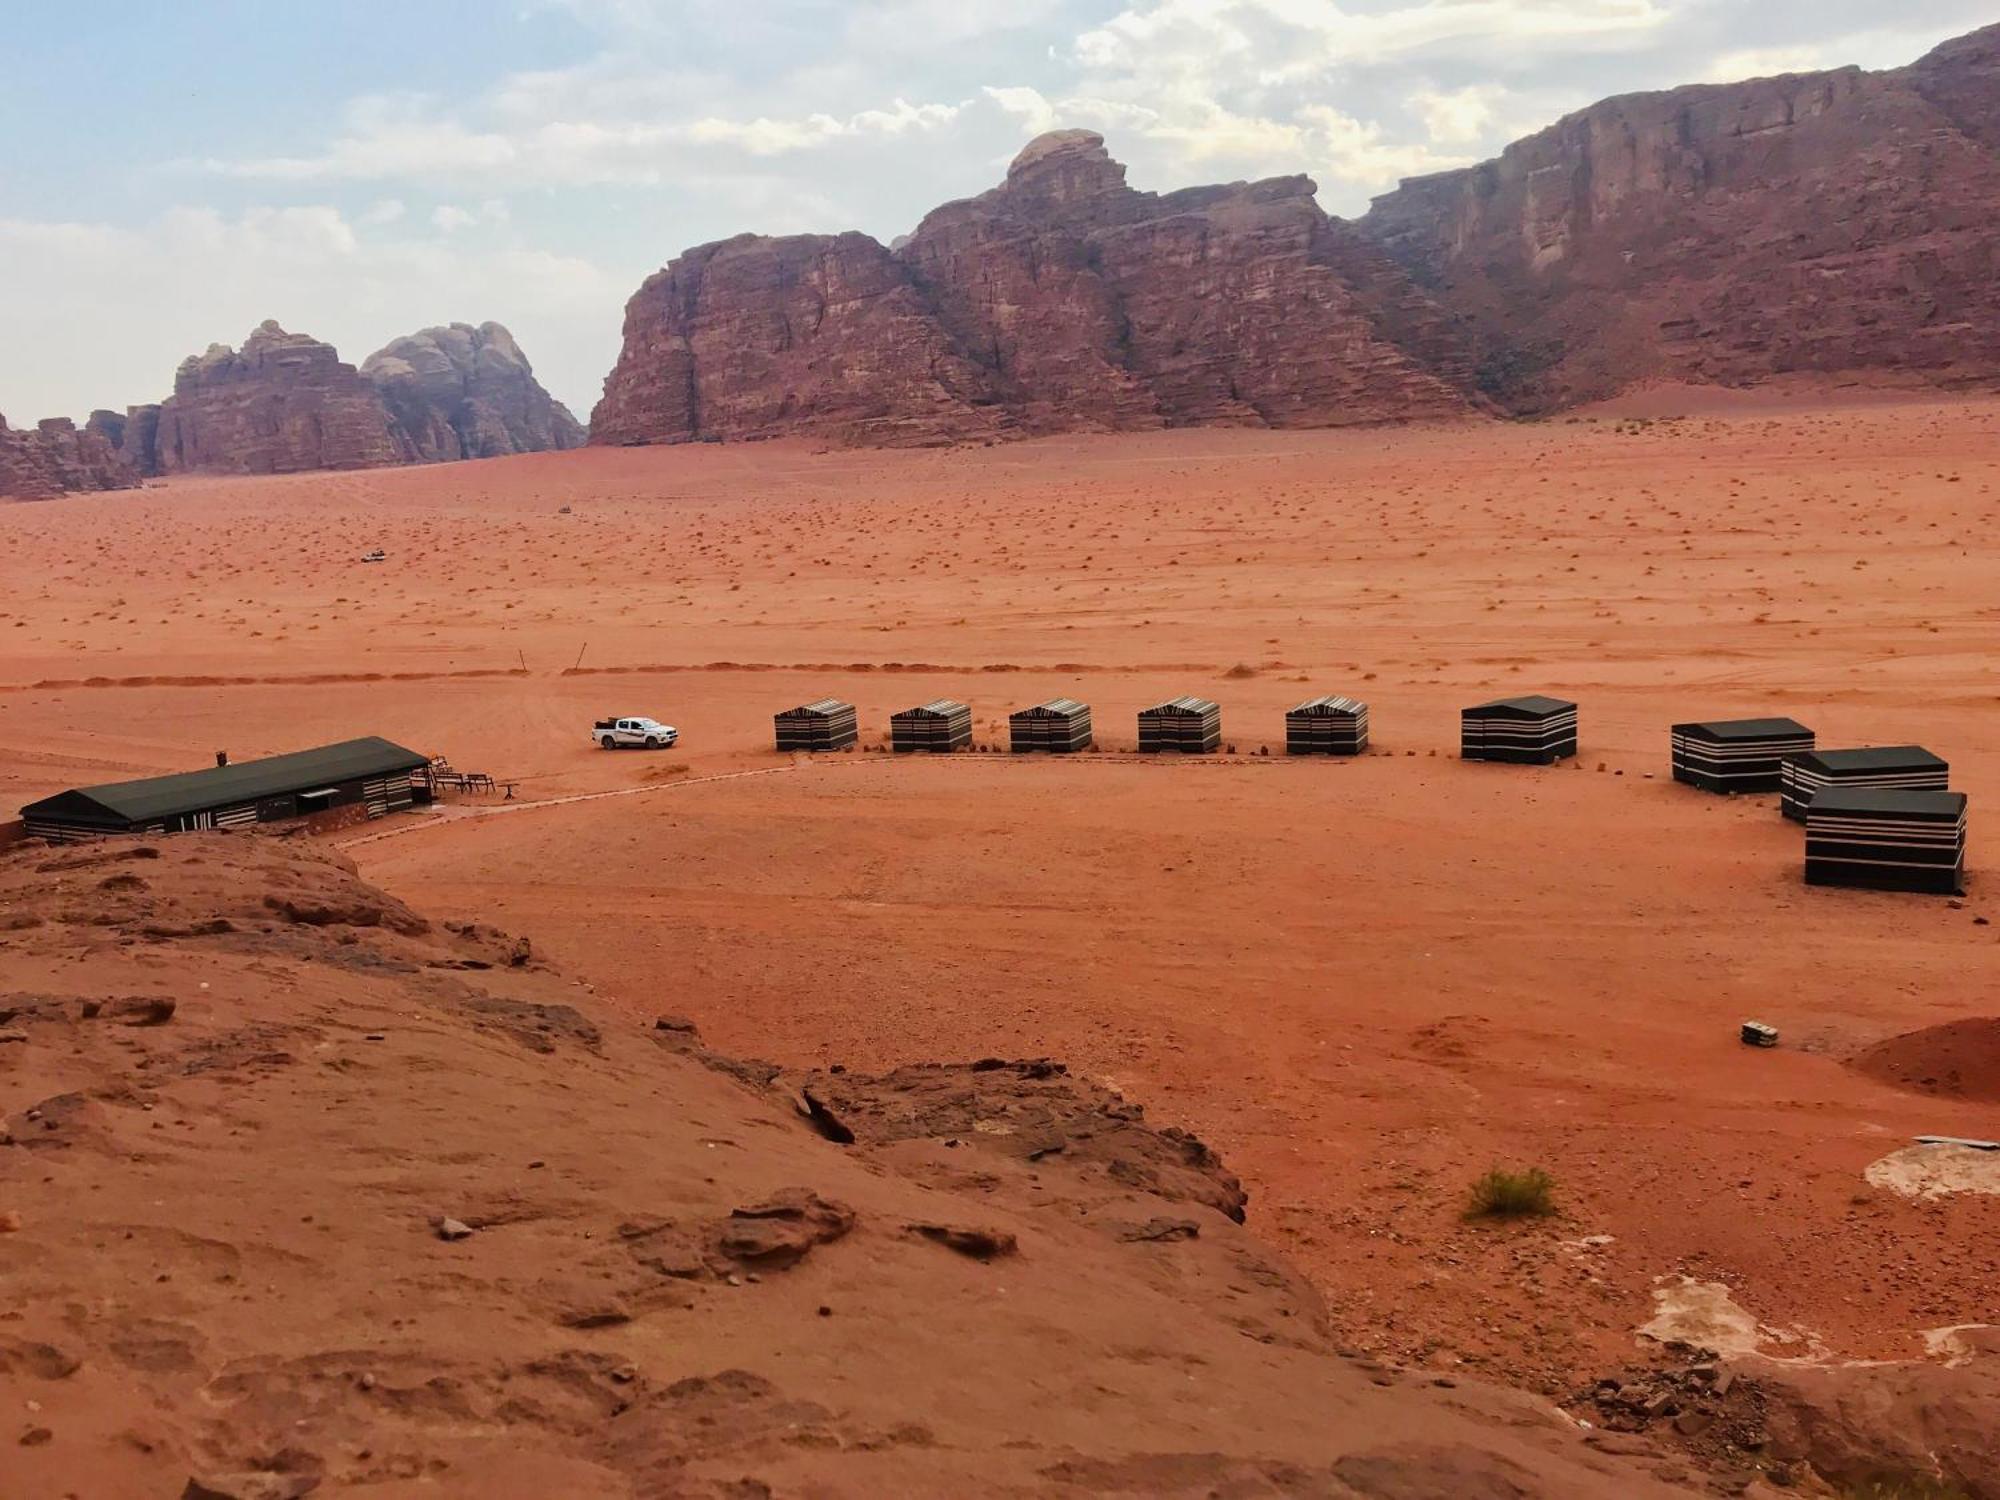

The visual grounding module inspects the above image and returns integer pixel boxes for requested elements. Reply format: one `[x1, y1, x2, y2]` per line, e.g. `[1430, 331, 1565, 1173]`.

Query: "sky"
[2, 0, 1992, 426]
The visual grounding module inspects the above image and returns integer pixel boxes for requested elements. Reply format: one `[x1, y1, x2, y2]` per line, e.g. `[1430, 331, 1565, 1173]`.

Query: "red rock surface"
[1359, 23, 2000, 411]
[591, 131, 1481, 447]
[153, 321, 405, 476]
[0, 411, 137, 501]
[0, 834, 1694, 1498]
[363, 320, 585, 462]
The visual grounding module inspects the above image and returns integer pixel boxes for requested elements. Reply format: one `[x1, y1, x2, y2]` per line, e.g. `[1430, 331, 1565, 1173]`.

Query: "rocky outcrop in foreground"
[0, 833, 1706, 1498]
[1358, 23, 2000, 410]
[590, 130, 1482, 447]
[363, 321, 586, 463]
[0, 412, 136, 502]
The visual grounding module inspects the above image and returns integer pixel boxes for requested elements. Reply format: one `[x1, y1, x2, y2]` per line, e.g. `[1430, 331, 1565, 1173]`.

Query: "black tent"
[1286, 695, 1369, 756]
[1010, 698, 1093, 753]
[21, 737, 430, 842]
[1671, 717, 1814, 793]
[774, 699, 858, 752]
[1805, 788, 1966, 894]
[1780, 746, 1947, 822]
[1461, 696, 1578, 764]
[1138, 696, 1222, 753]
[890, 699, 972, 752]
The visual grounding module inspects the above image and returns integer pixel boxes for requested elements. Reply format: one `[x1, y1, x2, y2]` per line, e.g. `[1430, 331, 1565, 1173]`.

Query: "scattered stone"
[181, 1472, 321, 1500]
[106, 996, 177, 1027]
[907, 1222, 1019, 1260]
[436, 1218, 475, 1242]
[19, 1425, 52, 1446]
[717, 1190, 856, 1270]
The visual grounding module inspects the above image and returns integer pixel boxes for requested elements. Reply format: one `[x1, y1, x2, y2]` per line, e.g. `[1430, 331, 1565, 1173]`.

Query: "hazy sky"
[2, 0, 1991, 425]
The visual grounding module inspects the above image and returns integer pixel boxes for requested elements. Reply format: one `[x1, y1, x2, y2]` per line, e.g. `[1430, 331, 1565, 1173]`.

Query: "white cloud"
[0, 206, 623, 422]
[1409, 83, 1508, 144]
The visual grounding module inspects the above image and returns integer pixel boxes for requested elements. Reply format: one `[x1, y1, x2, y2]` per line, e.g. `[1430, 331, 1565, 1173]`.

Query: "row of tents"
[775, 695, 1966, 896]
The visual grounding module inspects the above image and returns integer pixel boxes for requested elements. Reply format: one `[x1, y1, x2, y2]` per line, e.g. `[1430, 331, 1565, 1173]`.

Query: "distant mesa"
[4, 317, 582, 499]
[592, 21, 2000, 447]
[364, 321, 586, 463]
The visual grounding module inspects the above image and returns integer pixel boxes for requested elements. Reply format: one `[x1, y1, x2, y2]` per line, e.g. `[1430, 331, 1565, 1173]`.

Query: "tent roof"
[892, 699, 969, 718]
[1290, 695, 1366, 716]
[1794, 745, 1947, 773]
[1014, 698, 1089, 717]
[1673, 717, 1813, 740]
[1465, 695, 1575, 718]
[21, 737, 429, 828]
[777, 698, 854, 718]
[1810, 788, 1966, 818]
[1141, 695, 1219, 716]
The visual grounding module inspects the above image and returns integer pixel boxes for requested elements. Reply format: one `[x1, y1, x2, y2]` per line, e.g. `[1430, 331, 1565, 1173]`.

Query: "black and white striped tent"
[1010, 698, 1093, 753]
[20, 737, 429, 842]
[1138, 695, 1222, 753]
[774, 698, 858, 752]
[1671, 717, 1814, 793]
[1805, 788, 1966, 895]
[1286, 695, 1369, 755]
[890, 698, 972, 752]
[1780, 746, 1947, 823]
[1461, 696, 1578, 764]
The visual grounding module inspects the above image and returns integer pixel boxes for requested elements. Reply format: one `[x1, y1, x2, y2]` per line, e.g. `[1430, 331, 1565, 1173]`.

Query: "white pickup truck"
[593, 716, 680, 749]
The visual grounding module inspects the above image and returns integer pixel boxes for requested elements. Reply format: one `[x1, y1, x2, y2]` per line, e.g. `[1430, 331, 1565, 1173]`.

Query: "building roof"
[891, 699, 969, 719]
[1289, 695, 1366, 715]
[1465, 695, 1576, 718]
[776, 698, 854, 718]
[1793, 745, 1947, 773]
[21, 737, 430, 830]
[1013, 698, 1089, 717]
[1809, 788, 1967, 819]
[1672, 717, 1813, 740]
[1141, 695, 1219, 716]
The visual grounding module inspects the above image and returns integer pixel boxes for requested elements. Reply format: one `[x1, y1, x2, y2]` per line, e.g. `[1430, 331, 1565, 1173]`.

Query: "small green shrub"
[1466, 1167, 1556, 1220]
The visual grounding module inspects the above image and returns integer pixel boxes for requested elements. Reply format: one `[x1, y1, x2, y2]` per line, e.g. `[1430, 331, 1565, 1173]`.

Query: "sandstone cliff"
[363, 320, 585, 462]
[0, 411, 137, 501]
[591, 131, 1482, 447]
[1358, 23, 2000, 410]
[153, 320, 405, 476]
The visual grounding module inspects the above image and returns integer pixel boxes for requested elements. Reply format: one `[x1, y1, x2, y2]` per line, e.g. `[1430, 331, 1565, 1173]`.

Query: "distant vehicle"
[594, 716, 679, 750]
[360, 548, 386, 563]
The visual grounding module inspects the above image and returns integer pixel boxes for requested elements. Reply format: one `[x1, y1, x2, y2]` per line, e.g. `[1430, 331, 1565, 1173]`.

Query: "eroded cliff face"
[591, 131, 1483, 447]
[1359, 23, 2000, 410]
[363, 321, 586, 462]
[0, 412, 137, 501]
[153, 321, 405, 476]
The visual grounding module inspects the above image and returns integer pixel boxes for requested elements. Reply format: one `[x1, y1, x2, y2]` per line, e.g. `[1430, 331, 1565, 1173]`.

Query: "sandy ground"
[4, 403, 1997, 1395]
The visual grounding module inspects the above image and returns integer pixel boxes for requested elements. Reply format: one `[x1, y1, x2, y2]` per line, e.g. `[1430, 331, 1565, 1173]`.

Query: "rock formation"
[591, 130, 1482, 447]
[0, 411, 137, 501]
[1358, 23, 2000, 410]
[362, 320, 585, 462]
[0, 833, 1708, 1498]
[152, 320, 405, 476]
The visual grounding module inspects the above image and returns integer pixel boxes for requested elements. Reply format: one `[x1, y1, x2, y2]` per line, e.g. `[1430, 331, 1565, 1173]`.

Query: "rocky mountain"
[1358, 23, 2000, 410]
[148, 321, 406, 476]
[0, 411, 137, 502]
[589, 130, 1482, 448]
[593, 24, 2000, 445]
[1, 320, 584, 496]
[363, 321, 586, 463]
[0, 832, 1713, 1498]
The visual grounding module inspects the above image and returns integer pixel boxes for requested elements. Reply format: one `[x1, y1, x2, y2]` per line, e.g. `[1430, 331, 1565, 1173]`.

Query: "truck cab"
[594, 716, 679, 749]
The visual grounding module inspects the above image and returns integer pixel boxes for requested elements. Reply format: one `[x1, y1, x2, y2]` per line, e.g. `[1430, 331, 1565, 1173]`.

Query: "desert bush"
[1466, 1167, 1556, 1220]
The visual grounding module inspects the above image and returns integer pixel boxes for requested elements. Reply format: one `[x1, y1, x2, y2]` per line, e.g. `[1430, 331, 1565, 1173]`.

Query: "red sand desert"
[4, 400, 1999, 1489]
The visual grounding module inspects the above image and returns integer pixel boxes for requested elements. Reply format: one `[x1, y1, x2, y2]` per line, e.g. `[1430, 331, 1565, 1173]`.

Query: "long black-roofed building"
[1138, 696, 1222, 753]
[774, 698, 858, 752]
[20, 737, 429, 842]
[1780, 746, 1947, 822]
[1805, 788, 1966, 894]
[1461, 695, 1578, 764]
[1671, 717, 1814, 793]
[1010, 698, 1093, 753]
[1286, 695, 1369, 755]
[890, 698, 972, 752]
